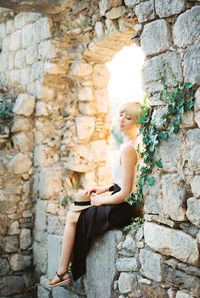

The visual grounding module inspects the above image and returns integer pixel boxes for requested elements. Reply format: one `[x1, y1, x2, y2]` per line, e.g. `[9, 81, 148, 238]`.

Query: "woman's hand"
[90, 193, 105, 206]
[86, 186, 108, 197]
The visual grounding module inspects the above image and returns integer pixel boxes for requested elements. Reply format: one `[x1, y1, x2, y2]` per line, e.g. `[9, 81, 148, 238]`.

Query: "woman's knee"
[66, 210, 80, 224]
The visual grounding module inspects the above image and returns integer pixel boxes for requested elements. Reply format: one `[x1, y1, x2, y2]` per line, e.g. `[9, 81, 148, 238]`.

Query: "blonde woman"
[49, 102, 142, 287]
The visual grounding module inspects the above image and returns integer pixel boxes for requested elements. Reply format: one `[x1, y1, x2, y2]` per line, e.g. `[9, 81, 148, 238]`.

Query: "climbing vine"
[126, 62, 197, 207]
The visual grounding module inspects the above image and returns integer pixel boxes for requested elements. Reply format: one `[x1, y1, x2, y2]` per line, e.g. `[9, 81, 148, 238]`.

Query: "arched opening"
[106, 44, 145, 160]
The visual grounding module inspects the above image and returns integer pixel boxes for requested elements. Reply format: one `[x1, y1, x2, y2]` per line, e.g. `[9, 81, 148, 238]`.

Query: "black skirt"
[71, 184, 138, 281]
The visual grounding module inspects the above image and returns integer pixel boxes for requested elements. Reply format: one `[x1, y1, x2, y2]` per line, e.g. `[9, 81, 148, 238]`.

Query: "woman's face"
[118, 111, 136, 133]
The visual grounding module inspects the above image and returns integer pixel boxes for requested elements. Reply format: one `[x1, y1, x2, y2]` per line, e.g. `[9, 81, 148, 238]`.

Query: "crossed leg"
[49, 210, 80, 285]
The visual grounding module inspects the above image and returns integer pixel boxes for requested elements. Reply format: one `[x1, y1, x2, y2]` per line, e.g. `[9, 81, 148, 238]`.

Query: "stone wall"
[0, 0, 200, 297]
[0, 90, 36, 296]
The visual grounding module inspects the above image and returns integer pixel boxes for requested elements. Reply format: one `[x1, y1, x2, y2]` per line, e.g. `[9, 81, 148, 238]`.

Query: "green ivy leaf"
[146, 177, 155, 186]
[153, 159, 163, 168]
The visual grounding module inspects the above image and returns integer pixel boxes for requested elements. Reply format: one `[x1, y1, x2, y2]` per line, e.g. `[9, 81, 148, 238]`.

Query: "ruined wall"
[0, 0, 200, 297]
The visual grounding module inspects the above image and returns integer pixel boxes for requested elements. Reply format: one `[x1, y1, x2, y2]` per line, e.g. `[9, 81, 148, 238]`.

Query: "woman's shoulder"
[120, 143, 138, 160]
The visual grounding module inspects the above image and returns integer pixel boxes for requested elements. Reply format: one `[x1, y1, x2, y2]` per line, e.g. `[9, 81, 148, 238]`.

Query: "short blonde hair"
[118, 102, 142, 122]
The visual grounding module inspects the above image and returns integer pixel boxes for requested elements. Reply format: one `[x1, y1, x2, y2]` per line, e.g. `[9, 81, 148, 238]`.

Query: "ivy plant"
[126, 62, 196, 207]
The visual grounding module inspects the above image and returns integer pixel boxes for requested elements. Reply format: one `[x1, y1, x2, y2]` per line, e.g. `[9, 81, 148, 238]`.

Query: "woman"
[49, 102, 142, 288]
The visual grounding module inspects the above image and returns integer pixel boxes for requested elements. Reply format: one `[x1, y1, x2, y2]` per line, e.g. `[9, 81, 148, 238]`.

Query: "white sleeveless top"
[112, 143, 138, 188]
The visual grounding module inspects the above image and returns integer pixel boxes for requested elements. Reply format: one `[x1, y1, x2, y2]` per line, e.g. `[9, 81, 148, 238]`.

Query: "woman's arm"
[86, 185, 111, 196]
[91, 145, 137, 206]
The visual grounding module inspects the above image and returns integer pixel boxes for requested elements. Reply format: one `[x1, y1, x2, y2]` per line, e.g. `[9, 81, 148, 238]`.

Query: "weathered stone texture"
[118, 272, 137, 294]
[116, 257, 139, 272]
[163, 265, 200, 296]
[186, 197, 200, 228]
[13, 94, 35, 116]
[141, 20, 170, 56]
[84, 230, 123, 298]
[143, 52, 182, 94]
[161, 174, 187, 221]
[144, 222, 199, 265]
[139, 248, 163, 282]
[135, 0, 155, 23]
[173, 6, 200, 48]
[155, 0, 186, 18]
[184, 45, 200, 85]
[38, 168, 62, 199]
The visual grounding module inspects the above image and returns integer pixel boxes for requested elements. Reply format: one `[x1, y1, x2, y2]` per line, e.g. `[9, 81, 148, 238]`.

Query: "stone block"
[135, 0, 155, 23]
[0, 276, 25, 296]
[12, 133, 33, 153]
[35, 17, 52, 41]
[163, 265, 200, 297]
[161, 174, 187, 221]
[173, 6, 200, 48]
[22, 23, 35, 48]
[122, 235, 136, 251]
[140, 284, 168, 298]
[26, 44, 38, 65]
[143, 173, 162, 214]
[52, 287, 81, 298]
[75, 116, 95, 141]
[20, 228, 31, 249]
[179, 222, 199, 237]
[84, 230, 123, 298]
[106, 6, 125, 19]
[195, 111, 200, 128]
[144, 222, 199, 265]
[15, 49, 26, 69]
[180, 110, 196, 128]
[70, 61, 93, 77]
[37, 285, 51, 298]
[36, 101, 49, 116]
[99, 0, 112, 16]
[176, 291, 192, 298]
[93, 64, 110, 89]
[38, 168, 62, 199]
[141, 20, 170, 56]
[10, 153, 32, 175]
[194, 88, 200, 112]
[10, 253, 32, 271]
[78, 87, 93, 101]
[8, 52, 15, 70]
[6, 18, 14, 34]
[41, 85, 55, 102]
[14, 12, 27, 30]
[177, 262, 200, 277]
[47, 215, 63, 235]
[3, 236, 18, 253]
[10, 30, 22, 51]
[191, 176, 200, 197]
[143, 52, 182, 94]
[13, 94, 35, 116]
[118, 272, 137, 294]
[95, 21, 104, 39]
[0, 215, 8, 235]
[0, 257, 10, 276]
[186, 197, 200, 228]
[155, 0, 185, 18]
[0, 52, 9, 71]
[47, 234, 63, 278]
[139, 248, 162, 282]
[0, 23, 6, 40]
[116, 257, 139, 272]
[34, 145, 55, 167]
[184, 45, 200, 85]
[78, 102, 96, 115]
[34, 199, 47, 231]
[33, 241, 47, 273]
[38, 39, 57, 60]
[8, 221, 20, 235]
[155, 133, 182, 172]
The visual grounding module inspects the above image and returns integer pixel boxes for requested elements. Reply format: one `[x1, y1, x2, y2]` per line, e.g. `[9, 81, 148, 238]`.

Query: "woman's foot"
[49, 270, 71, 288]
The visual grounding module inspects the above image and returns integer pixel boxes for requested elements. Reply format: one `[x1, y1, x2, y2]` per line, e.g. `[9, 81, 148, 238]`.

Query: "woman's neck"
[123, 133, 137, 146]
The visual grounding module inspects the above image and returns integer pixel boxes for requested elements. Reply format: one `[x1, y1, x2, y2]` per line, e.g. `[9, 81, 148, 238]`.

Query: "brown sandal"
[49, 270, 71, 288]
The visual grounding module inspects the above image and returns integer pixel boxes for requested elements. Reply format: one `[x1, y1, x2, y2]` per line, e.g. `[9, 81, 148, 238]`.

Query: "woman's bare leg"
[50, 210, 80, 285]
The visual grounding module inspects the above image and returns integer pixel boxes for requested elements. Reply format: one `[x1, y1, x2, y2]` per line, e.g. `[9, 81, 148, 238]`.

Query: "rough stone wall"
[0, 91, 36, 296]
[0, 0, 200, 297]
